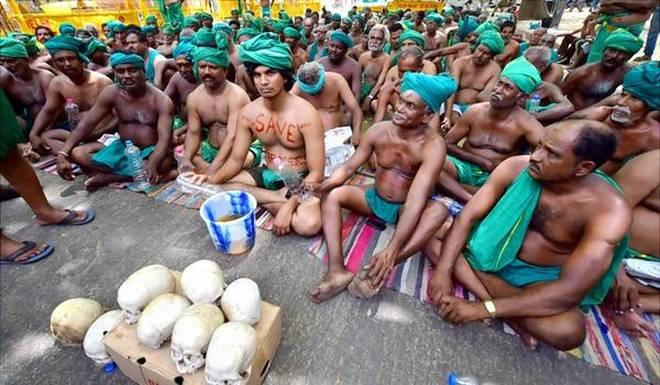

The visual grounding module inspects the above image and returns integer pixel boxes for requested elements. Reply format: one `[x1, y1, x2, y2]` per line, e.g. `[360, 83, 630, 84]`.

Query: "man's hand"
[180, 171, 208, 185]
[29, 134, 51, 153]
[438, 296, 489, 324]
[428, 268, 454, 306]
[177, 158, 194, 174]
[145, 159, 160, 184]
[272, 203, 294, 235]
[172, 126, 187, 145]
[361, 98, 372, 114]
[56, 155, 74, 181]
[613, 269, 640, 314]
[365, 247, 397, 289]
[351, 132, 360, 147]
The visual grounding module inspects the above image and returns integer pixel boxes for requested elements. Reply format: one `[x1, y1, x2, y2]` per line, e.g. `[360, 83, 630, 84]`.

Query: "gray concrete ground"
[1, 172, 655, 385]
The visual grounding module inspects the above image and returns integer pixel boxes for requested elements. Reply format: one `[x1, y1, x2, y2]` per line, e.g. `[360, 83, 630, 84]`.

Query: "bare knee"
[423, 236, 443, 265]
[292, 200, 322, 236]
[322, 187, 345, 212]
[426, 200, 449, 222]
[535, 311, 586, 351]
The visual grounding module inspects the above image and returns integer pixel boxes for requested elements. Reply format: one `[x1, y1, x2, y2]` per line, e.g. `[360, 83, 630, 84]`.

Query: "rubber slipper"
[41, 209, 96, 226]
[0, 241, 54, 265]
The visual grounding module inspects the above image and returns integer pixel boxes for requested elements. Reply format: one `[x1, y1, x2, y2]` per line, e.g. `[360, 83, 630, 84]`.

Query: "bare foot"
[84, 173, 127, 192]
[309, 269, 355, 304]
[505, 321, 539, 350]
[613, 311, 655, 338]
[347, 268, 381, 299]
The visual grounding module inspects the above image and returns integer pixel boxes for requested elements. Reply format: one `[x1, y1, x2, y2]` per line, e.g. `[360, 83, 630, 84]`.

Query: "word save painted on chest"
[254, 113, 309, 144]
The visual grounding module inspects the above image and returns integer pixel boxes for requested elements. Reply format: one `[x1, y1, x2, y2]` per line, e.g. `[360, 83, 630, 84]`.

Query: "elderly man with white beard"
[357, 24, 392, 113]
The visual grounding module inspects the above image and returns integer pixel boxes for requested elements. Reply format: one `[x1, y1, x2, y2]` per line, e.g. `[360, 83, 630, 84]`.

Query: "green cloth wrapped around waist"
[360, 80, 375, 101]
[91, 140, 155, 177]
[627, 248, 659, 261]
[0, 90, 25, 159]
[201, 139, 219, 163]
[447, 155, 489, 187]
[365, 187, 401, 224]
[465, 168, 629, 308]
[201, 139, 264, 168]
[172, 116, 185, 130]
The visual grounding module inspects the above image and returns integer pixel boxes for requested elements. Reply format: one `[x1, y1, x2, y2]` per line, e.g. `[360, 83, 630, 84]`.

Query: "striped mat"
[308, 212, 660, 383]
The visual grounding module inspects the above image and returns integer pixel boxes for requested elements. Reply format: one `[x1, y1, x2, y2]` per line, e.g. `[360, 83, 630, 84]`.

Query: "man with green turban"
[45, 35, 89, 64]
[230, 9, 240, 22]
[156, 0, 184, 32]
[331, 13, 342, 30]
[164, 40, 199, 144]
[107, 20, 127, 51]
[56, 51, 176, 191]
[282, 27, 307, 71]
[235, 28, 260, 44]
[123, 28, 167, 86]
[423, 13, 446, 52]
[399, 29, 425, 49]
[142, 25, 158, 48]
[318, 31, 361, 97]
[477, 30, 505, 56]
[146, 15, 158, 27]
[193, 28, 217, 48]
[58, 23, 76, 37]
[430, 119, 630, 352]
[195, 12, 213, 29]
[86, 39, 111, 77]
[441, 56, 544, 201]
[183, 16, 200, 31]
[213, 22, 233, 38]
[194, 32, 324, 237]
[7, 33, 39, 57]
[349, 14, 365, 48]
[309, 71, 455, 303]
[456, 15, 479, 43]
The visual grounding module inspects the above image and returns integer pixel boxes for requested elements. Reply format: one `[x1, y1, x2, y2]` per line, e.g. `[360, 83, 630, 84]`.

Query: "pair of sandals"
[0, 209, 95, 265]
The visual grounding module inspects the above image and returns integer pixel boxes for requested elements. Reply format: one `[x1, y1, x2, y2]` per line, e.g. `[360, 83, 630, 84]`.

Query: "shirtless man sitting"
[283, 27, 308, 72]
[562, 29, 643, 110]
[537, 34, 564, 87]
[177, 46, 252, 176]
[373, 46, 425, 122]
[191, 33, 325, 237]
[494, 21, 519, 68]
[444, 30, 504, 127]
[569, 62, 659, 175]
[317, 31, 361, 98]
[422, 13, 447, 53]
[55, 53, 176, 191]
[163, 41, 199, 144]
[393, 30, 437, 74]
[156, 25, 177, 58]
[124, 28, 167, 87]
[423, 16, 479, 72]
[609, 149, 660, 337]
[429, 120, 631, 351]
[357, 24, 391, 113]
[309, 73, 456, 303]
[291, 62, 363, 146]
[440, 58, 544, 203]
[29, 35, 114, 155]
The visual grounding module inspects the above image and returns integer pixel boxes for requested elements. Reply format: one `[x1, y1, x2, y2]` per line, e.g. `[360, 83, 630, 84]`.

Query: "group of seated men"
[0, 1, 658, 351]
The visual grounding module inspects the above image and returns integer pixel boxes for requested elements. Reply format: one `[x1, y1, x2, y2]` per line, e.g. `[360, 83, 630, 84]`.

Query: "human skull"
[170, 303, 225, 374]
[136, 294, 191, 349]
[117, 264, 176, 324]
[181, 260, 225, 304]
[220, 278, 261, 325]
[205, 322, 257, 385]
[83, 310, 123, 365]
[50, 297, 104, 346]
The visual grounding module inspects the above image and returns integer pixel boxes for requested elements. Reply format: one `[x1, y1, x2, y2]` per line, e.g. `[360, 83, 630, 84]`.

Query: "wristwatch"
[483, 300, 497, 318]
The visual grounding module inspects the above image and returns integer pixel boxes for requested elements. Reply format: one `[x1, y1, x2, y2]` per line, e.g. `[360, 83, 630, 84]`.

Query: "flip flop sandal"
[0, 241, 54, 265]
[41, 209, 96, 226]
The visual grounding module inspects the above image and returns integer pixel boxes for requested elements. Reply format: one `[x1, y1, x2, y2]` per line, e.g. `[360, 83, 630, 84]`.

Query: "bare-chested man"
[29, 36, 114, 154]
[163, 41, 198, 144]
[444, 30, 504, 127]
[292, 62, 363, 146]
[537, 34, 564, 86]
[106, 21, 127, 52]
[358, 24, 391, 113]
[609, 150, 659, 337]
[283, 27, 308, 72]
[190, 33, 324, 237]
[86, 39, 113, 78]
[422, 13, 447, 52]
[177, 47, 252, 177]
[156, 25, 177, 58]
[307, 24, 329, 62]
[308, 73, 456, 303]
[494, 21, 519, 67]
[428, 120, 631, 351]
[349, 15, 365, 48]
[55, 53, 176, 191]
[317, 31, 362, 99]
[569, 62, 660, 175]
[562, 29, 643, 110]
[124, 28, 167, 88]
[440, 58, 544, 203]
[394, 30, 438, 74]
[302, 17, 315, 44]
[374, 47, 426, 122]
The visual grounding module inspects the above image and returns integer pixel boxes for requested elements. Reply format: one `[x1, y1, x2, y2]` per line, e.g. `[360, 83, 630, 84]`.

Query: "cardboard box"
[104, 302, 282, 385]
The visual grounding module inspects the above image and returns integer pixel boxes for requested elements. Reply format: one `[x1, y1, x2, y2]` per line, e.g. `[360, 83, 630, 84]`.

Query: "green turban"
[477, 30, 505, 55]
[0, 38, 28, 59]
[622, 61, 660, 110]
[215, 31, 229, 51]
[353, 14, 365, 26]
[296, 63, 326, 95]
[331, 13, 342, 21]
[236, 28, 260, 42]
[213, 22, 233, 36]
[172, 40, 195, 61]
[231, 9, 240, 16]
[59, 23, 76, 36]
[193, 46, 229, 78]
[500, 57, 542, 94]
[425, 13, 445, 26]
[7, 33, 38, 57]
[146, 15, 157, 24]
[110, 52, 144, 69]
[85, 38, 107, 57]
[475, 21, 500, 35]
[342, 17, 352, 24]
[283, 27, 302, 40]
[400, 72, 457, 113]
[244, 13, 263, 32]
[457, 16, 479, 41]
[162, 23, 176, 35]
[329, 31, 353, 48]
[399, 30, 425, 48]
[142, 25, 157, 36]
[196, 12, 213, 23]
[604, 28, 644, 55]
[239, 32, 293, 70]
[194, 29, 217, 48]
[107, 20, 126, 38]
[279, 10, 290, 21]
[45, 35, 89, 64]
[442, 7, 456, 16]
[183, 16, 199, 28]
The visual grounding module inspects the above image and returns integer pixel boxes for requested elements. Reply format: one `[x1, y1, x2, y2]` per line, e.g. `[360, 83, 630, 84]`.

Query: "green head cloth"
[183, 16, 200, 28]
[342, 17, 352, 24]
[110, 52, 144, 69]
[142, 25, 157, 36]
[442, 7, 456, 16]
[194, 29, 217, 48]
[278, 10, 290, 21]
[475, 21, 500, 35]
[353, 14, 365, 26]
[192, 46, 229, 78]
[271, 19, 287, 33]
[239, 32, 293, 70]
[172, 40, 195, 61]
[622, 61, 660, 110]
[215, 31, 229, 51]
[213, 22, 233, 36]
[604, 28, 644, 55]
[107, 21, 126, 38]
[196, 12, 213, 23]
[0, 38, 28, 59]
[329, 30, 353, 48]
[457, 16, 479, 41]
[296, 64, 326, 95]
[162, 23, 176, 35]
[500, 57, 542, 94]
[425, 13, 445, 26]
[244, 13, 263, 32]
[45, 35, 89, 64]
[7, 33, 38, 56]
[399, 29, 425, 48]
[283, 27, 302, 40]
[146, 15, 158, 24]
[236, 28, 260, 42]
[401, 20, 414, 30]
[400, 72, 457, 113]
[331, 13, 342, 22]
[59, 23, 76, 36]
[477, 30, 505, 55]
[85, 38, 108, 57]
[231, 9, 240, 16]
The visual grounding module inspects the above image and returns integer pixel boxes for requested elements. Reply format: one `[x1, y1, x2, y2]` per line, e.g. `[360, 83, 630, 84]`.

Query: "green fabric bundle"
[283, 27, 302, 40]
[604, 28, 644, 55]
[86, 38, 108, 57]
[194, 29, 217, 48]
[477, 30, 505, 55]
[7, 33, 38, 56]
[244, 13, 263, 32]
[425, 13, 445, 26]
[45, 35, 89, 63]
[110, 52, 145, 68]
[500, 57, 542, 94]
[236, 28, 260, 42]
[329, 31, 353, 48]
[400, 72, 457, 113]
[59, 23, 76, 36]
[399, 30, 424, 48]
[193, 46, 229, 78]
[162, 23, 176, 35]
[622, 61, 660, 110]
[183, 16, 200, 29]
[475, 21, 500, 35]
[239, 32, 293, 70]
[0, 38, 28, 58]
[457, 16, 479, 41]
[172, 40, 195, 61]
[213, 22, 233, 36]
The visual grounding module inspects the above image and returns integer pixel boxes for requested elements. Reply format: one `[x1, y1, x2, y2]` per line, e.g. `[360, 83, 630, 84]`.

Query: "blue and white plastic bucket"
[200, 190, 257, 255]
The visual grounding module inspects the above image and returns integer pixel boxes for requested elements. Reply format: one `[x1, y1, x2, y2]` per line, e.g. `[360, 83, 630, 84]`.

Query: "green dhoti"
[447, 155, 490, 187]
[91, 140, 155, 177]
[201, 139, 265, 168]
[365, 187, 401, 224]
[0, 90, 24, 159]
[360, 81, 375, 102]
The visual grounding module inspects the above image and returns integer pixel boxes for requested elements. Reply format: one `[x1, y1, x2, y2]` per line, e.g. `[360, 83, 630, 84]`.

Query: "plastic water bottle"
[124, 140, 150, 191]
[275, 159, 311, 201]
[527, 93, 541, 113]
[64, 98, 80, 130]
[448, 373, 479, 385]
[175, 174, 223, 196]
